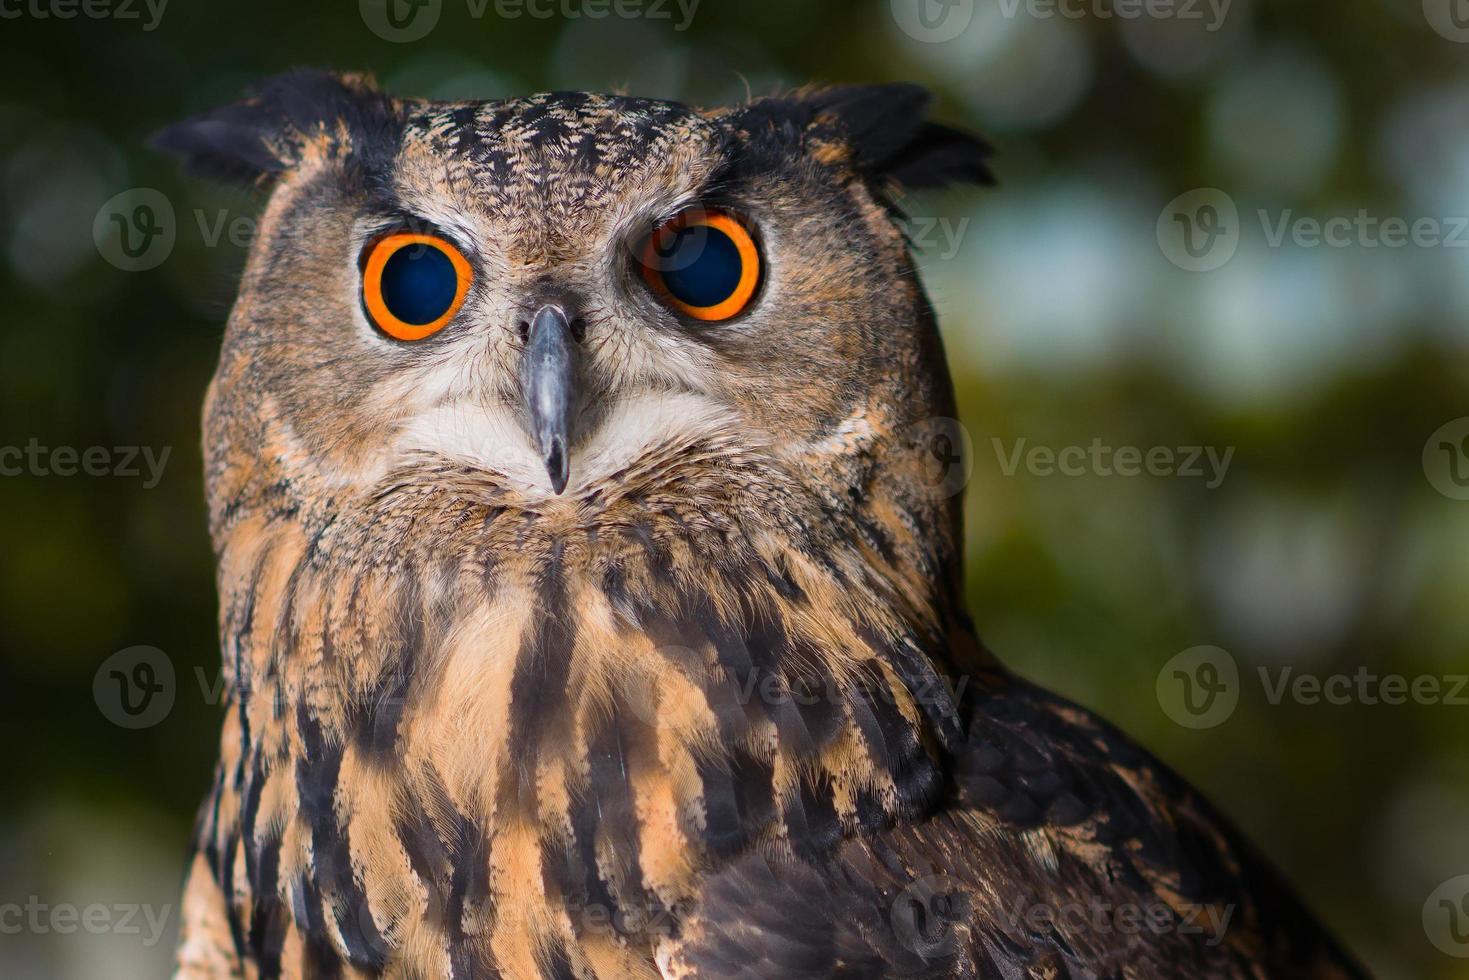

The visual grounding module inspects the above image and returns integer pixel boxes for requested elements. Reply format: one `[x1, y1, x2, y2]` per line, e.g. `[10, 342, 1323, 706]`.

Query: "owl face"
[158, 72, 990, 510]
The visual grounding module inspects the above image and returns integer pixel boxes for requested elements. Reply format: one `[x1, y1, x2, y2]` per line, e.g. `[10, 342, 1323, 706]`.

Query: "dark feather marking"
[247, 835, 286, 977]
[584, 709, 646, 915]
[395, 804, 450, 922]
[563, 785, 623, 938]
[544, 941, 579, 980]
[198, 768, 226, 877]
[445, 812, 493, 979]
[783, 771, 842, 860]
[859, 625, 963, 752]
[502, 541, 576, 819]
[350, 584, 422, 761]
[295, 702, 388, 971]
[762, 556, 804, 601]
[782, 648, 845, 752]
[303, 929, 345, 980]
[220, 830, 249, 968]
[240, 750, 271, 886]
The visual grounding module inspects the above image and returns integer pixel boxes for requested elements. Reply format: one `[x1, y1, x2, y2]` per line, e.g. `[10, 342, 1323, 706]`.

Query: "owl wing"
[659, 675, 1368, 980]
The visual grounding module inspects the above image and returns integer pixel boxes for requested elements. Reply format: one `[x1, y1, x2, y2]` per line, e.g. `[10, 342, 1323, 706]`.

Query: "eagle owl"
[156, 71, 1365, 979]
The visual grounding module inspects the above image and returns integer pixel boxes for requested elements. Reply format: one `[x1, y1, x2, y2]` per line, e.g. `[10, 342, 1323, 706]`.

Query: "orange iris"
[639, 209, 762, 322]
[361, 232, 473, 341]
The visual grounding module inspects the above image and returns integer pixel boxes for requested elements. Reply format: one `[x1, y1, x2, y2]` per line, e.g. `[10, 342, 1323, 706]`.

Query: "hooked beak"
[519, 304, 578, 495]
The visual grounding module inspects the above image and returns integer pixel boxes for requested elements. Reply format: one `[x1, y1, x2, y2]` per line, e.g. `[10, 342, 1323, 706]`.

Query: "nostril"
[570, 317, 587, 343]
[517, 320, 531, 342]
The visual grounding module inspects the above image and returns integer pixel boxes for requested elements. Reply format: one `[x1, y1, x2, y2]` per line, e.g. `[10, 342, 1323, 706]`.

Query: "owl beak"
[520, 304, 577, 495]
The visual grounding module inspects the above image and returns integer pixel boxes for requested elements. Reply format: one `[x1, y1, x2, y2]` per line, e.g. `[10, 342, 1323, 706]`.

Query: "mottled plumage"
[157, 71, 1365, 979]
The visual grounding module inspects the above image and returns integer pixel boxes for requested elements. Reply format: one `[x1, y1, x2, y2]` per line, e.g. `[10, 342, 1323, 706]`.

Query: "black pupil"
[652, 223, 744, 309]
[379, 243, 458, 326]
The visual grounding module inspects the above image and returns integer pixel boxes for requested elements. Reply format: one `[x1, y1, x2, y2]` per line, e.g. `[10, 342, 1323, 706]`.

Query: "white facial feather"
[396, 389, 740, 498]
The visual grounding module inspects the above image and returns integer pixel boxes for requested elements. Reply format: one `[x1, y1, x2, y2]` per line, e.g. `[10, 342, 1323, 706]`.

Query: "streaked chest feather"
[195, 447, 961, 979]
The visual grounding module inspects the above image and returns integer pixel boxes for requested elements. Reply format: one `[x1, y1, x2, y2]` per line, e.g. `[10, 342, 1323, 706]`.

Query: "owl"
[155, 71, 1365, 980]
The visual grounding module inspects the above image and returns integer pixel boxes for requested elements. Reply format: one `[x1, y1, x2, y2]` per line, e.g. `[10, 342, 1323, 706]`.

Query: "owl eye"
[639, 209, 761, 322]
[362, 232, 473, 341]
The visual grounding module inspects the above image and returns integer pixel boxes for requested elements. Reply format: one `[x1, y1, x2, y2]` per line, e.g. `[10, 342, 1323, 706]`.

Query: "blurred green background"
[3, 0, 1469, 976]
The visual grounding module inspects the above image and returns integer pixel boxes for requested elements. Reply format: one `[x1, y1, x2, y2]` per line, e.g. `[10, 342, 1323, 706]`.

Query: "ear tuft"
[151, 69, 400, 185]
[791, 83, 995, 191]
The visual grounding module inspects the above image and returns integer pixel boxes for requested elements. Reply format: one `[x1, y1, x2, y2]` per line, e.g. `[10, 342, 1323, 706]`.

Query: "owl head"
[157, 70, 990, 567]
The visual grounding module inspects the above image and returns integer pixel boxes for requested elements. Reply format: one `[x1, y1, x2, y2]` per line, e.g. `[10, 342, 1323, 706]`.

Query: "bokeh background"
[3, 0, 1469, 976]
